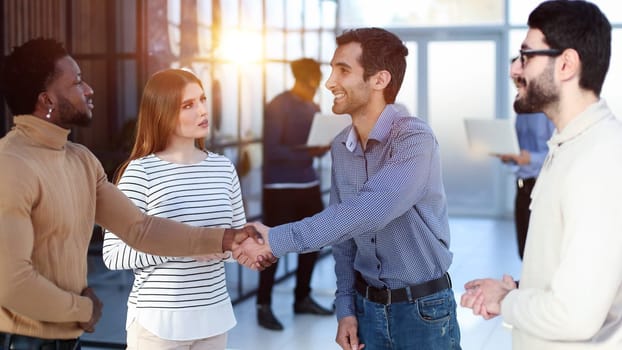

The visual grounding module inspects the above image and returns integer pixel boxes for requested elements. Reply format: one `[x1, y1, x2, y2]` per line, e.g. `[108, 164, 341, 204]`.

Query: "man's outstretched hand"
[223, 226, 276, 270]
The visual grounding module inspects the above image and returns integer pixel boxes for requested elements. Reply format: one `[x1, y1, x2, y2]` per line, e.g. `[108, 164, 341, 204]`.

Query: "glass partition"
[395, 42, 418, 117]
[339, 0, 503, 27]
[428, 40, 499, 215]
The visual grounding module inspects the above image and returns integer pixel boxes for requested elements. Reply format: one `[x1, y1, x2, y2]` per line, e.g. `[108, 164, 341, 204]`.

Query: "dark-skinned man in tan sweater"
[0, 38, 273, 350]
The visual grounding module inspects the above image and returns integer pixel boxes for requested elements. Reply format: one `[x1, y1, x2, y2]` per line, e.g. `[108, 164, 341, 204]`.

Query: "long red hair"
[114, 69, 206, 183]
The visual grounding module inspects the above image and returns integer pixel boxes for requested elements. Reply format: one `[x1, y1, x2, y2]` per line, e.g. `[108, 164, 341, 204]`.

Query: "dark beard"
[513, 64, 559, 114]
[56, 96, 92, 127]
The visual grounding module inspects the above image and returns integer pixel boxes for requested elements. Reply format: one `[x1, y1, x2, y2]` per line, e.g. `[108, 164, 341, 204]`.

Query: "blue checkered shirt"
[269, 104, 453, 319]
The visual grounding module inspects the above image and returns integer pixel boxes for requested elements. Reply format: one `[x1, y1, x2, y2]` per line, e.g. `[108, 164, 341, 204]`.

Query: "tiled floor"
[83, 216, 522, 350]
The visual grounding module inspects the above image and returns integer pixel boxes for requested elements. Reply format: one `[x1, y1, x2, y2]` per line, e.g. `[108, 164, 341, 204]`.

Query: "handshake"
[223, 222, 277, 271]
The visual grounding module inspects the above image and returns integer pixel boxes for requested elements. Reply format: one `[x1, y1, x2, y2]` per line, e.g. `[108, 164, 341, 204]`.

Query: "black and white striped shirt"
[102, 153, 245, 339]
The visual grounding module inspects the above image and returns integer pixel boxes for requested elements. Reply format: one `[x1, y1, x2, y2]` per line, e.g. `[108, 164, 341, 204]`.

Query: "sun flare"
[218, 30, 264, 64]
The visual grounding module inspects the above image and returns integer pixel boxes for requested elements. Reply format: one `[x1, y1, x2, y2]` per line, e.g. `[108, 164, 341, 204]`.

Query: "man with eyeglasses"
[461, 1, 622, 349]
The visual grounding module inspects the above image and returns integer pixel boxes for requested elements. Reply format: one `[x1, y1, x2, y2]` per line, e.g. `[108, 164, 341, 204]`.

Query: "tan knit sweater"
[0, 115, 226, 339]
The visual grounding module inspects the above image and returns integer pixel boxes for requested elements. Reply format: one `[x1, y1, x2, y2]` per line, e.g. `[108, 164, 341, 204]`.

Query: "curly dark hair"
[528, 0, 611, 96]
[0, 38, 68, 115]
[336, 28, 408, 104]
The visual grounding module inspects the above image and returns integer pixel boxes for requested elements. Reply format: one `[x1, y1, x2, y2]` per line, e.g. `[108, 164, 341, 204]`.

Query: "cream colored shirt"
[0, 115, 225, 339]
[502, 101, 622, 349]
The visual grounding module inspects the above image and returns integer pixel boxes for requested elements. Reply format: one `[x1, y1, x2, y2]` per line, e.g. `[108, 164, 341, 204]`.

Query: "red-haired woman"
[103, 69, 243, 350]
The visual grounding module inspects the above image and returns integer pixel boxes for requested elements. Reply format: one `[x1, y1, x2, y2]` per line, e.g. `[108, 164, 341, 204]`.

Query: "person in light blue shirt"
[242, 27, 460, 350]
[497, 111, 554, 260]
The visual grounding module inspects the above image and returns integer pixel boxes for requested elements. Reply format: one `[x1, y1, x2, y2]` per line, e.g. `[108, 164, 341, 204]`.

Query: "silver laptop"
[463, 118, 519, 155]
[306, 113, 352, 146]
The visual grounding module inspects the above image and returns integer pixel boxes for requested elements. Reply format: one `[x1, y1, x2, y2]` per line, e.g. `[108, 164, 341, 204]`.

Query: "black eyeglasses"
[518, 49, 562, 67]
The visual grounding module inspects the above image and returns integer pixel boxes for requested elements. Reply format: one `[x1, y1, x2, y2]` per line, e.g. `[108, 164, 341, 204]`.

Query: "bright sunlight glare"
[218, 30, 264, 64]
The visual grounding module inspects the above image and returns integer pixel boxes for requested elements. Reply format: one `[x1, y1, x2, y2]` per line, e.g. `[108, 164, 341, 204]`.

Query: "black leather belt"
[355, 272, 452, 305]
[0, 332, 80, 350]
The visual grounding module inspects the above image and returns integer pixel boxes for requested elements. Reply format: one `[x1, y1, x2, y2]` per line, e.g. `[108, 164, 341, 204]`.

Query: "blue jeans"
[356, 288, 461, 350]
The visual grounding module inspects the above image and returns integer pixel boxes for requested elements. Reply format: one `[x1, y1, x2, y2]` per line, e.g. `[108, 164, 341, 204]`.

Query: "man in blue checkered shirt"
[242, 27, 461, 350]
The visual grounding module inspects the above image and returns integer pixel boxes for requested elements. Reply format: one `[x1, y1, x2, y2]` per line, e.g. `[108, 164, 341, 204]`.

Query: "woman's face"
[173, 82, 209, 141]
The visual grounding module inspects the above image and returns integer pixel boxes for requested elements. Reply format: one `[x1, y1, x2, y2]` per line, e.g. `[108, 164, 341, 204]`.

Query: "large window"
[143, 0, 338, 301]
[339, 0, 622, 216]
[340, 0, 503, 27]
[1, 0, 143, 176]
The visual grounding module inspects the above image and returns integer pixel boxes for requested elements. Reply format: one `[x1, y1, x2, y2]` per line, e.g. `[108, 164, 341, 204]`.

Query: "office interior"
[2, 0, 622, 349]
